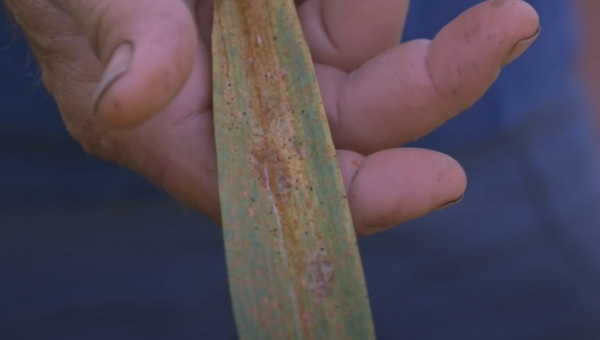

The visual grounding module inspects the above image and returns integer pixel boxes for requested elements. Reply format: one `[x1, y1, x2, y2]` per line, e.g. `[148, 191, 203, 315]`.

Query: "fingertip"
[67, 0, 199, 128]
[501, 23, 541, 68]
[95, 37, 196, 129]
[343, 148, 466, 236]
[427, 0, 540, 105]
[98, 23, 197, 128]
[496, 0, 540, 66]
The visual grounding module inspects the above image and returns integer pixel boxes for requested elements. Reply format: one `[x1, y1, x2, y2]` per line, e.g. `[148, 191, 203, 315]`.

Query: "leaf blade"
[212, 1, 375, 338]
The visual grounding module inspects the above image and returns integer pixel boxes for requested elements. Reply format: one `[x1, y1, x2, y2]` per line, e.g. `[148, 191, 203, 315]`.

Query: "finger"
[127, 115, 464, 236]
[50, 0, 198, 128]
[337, 148, 466, 236]
[298, 0, 409, 71]
[317, 0, 540, 155]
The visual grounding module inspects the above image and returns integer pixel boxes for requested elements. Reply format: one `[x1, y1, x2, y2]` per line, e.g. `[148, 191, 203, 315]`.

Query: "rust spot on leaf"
[307, 251, 334, 297]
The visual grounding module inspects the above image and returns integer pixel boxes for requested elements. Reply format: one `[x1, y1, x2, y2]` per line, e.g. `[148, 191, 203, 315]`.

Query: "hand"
[4, 0, 539, 234]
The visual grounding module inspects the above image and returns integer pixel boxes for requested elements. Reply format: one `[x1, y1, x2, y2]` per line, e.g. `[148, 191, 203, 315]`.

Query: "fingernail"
[501, 25, 540, 67]
[435, 194, 464, 211]
[93, 42, 133, 114]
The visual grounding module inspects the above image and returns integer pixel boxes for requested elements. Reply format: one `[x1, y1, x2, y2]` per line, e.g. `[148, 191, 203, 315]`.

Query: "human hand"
[4, 0, 539, 234]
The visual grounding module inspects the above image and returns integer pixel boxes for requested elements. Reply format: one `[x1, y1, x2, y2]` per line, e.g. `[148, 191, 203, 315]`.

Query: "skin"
[573, 0, 600, 130]
[3, 0, 540, 235]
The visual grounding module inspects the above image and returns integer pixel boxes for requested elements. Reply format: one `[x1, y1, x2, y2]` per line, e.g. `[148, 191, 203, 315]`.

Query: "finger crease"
[318, 2, 339, 52]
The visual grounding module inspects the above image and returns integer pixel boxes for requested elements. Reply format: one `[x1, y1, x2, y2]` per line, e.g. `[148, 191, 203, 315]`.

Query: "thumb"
[51, 0, 198, 128]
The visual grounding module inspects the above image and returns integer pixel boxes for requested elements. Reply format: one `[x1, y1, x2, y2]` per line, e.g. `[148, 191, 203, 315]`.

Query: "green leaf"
[212, 0, 376, 338]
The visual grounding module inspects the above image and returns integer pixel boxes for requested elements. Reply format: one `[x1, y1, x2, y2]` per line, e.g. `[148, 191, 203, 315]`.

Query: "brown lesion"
[307, 251, 334, 297]
[294, 0, 307, 6]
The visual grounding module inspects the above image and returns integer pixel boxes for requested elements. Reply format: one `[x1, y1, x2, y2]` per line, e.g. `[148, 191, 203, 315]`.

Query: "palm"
[5, 0, 539, 233]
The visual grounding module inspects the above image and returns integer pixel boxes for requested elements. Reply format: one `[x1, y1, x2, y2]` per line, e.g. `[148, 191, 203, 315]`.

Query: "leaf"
[212, 0, 376, 339]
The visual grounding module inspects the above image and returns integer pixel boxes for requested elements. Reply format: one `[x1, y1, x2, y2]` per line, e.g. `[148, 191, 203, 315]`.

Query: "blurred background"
[2, 1, 600, 339]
